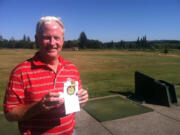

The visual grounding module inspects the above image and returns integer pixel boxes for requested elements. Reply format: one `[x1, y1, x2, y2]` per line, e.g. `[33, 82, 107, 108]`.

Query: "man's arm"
[5, 92, 64, 121]
[5, 102, 41, 121]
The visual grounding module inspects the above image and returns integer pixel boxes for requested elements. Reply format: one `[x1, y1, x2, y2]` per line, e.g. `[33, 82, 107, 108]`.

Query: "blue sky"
[0, 0, 180, 42]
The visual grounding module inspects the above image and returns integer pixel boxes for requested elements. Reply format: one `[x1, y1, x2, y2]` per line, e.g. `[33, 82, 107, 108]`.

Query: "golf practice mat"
[83, 96, 153, 122]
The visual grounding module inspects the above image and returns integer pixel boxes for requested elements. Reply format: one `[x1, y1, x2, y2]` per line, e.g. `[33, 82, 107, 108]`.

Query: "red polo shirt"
[4, 52, 82, 135]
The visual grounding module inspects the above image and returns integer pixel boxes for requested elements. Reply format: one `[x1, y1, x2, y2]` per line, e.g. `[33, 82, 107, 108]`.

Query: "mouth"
[51, 46, 58, 49]
[47, 46, 58, 51]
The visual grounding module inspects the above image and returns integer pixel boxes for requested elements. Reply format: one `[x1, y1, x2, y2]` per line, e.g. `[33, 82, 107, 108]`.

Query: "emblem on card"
[67, 86, 75, 95]
[66, 80, 76, 96]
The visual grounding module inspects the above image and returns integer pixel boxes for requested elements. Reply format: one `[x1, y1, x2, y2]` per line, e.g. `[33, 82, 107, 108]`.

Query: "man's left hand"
[77, 88, 88, 107]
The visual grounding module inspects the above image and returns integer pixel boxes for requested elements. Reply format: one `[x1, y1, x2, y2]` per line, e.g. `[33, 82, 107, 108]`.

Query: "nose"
[50, 37, 56, 45]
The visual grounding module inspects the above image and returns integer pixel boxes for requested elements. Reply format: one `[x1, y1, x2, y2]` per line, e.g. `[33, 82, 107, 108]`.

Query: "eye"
[54, 36, 61, 41]
[42, 36, 50, 40]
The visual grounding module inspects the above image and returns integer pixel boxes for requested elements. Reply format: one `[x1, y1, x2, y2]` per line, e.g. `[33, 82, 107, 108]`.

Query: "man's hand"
[40, 92, 64, 111]
[77, 88, 88, 107]
[5, 92, 64, 121]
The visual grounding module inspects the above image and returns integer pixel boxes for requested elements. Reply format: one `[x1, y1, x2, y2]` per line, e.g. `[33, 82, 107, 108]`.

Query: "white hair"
[36, 16, 65, 35]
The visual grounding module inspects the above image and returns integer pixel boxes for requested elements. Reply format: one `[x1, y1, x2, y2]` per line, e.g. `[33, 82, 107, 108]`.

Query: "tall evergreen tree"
[142, 35, 147, 48]
[27, 36, 31, 42]
[78, 32, 88, 49]
[136, 37, 140, 48]
[23, 34, 27, 41]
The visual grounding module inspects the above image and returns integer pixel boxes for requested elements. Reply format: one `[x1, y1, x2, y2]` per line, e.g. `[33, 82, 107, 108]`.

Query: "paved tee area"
[75, 98, 180, 135]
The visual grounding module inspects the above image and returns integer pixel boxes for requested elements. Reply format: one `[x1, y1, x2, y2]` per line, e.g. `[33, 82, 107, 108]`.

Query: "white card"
[63, 80, 80, 115]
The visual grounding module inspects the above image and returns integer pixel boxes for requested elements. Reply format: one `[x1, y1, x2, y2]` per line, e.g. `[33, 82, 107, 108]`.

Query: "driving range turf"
[83, 96, 153, 122]
[0, 49, 180, 133]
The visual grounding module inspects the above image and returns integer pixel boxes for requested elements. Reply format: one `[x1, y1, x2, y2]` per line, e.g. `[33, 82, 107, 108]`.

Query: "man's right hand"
[40, 92, 64, 111]
[5, 92, 64, 121]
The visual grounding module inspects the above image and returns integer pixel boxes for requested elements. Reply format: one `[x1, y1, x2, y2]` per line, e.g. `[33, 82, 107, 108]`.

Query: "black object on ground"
[135, 71, 178, 107]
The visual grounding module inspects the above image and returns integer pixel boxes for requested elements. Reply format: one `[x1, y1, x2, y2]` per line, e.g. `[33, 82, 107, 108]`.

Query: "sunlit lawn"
[0, 48, 180, 134]
[1, 49, 180, 110]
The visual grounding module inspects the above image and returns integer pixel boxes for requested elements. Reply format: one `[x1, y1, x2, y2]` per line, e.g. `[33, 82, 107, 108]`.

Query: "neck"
[46, 58, 58, 65]
[48, 61, 59, 73]
[40, 55, 59, 73]
[47, 59, 59, 73]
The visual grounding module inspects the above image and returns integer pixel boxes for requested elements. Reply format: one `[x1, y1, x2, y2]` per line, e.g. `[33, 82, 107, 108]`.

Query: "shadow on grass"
[109, 91, 146, 104]
[110, 90, 180, 106]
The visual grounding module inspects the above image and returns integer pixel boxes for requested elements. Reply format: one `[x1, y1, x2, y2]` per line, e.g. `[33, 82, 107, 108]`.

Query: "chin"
[44, 52, 58, 59]
[48, 53, 59, 58]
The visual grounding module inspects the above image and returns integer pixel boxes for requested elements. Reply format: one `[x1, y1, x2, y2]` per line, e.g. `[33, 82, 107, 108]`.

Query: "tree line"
[0, 32, 180, 50]
[0, 34, 35, 49]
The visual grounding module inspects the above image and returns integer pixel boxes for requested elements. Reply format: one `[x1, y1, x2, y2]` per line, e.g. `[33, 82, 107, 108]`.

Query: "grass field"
[0, 114, 19, 135]
[0, 49, 180, 134]
[1, 49, 180, 110]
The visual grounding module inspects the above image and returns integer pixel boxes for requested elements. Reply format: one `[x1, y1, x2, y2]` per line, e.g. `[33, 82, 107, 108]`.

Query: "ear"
[62, 36, 65, 47]
[62, 36, 64, 43]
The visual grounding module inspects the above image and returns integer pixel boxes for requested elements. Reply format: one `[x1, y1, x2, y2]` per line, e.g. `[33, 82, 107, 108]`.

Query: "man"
[3, 16, 88, 135]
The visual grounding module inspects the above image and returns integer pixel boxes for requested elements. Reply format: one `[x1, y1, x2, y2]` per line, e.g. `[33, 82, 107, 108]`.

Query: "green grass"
[83, 96, 153, 122]
[1, 49, 180, 110]
[0, 49, 180, 133]
[81, 71, 134, 98]
[0, 115, 19, 135]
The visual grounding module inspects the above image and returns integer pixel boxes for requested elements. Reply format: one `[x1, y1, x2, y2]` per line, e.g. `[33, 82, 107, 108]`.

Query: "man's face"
[36, 21, 64, 61]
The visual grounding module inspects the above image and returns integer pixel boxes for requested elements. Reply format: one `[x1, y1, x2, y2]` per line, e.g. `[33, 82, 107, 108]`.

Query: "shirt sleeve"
[3, 69, 25, 113]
